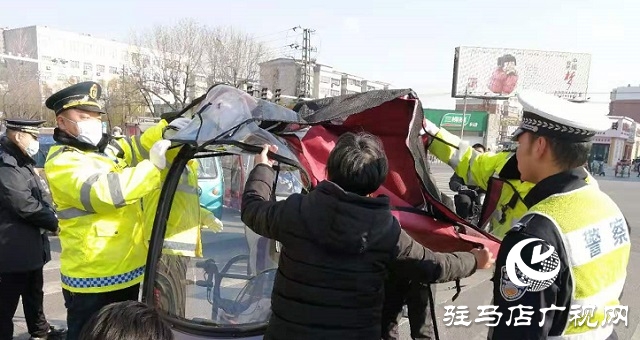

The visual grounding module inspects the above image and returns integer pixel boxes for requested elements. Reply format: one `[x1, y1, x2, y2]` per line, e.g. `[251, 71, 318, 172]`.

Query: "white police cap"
[512, 90, 610, 142]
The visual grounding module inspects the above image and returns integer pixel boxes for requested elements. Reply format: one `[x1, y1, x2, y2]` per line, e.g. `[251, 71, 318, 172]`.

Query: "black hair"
[78, 301, 174, 340]
[326, 132, 388, 196]
[472, 143, 485, 152]
[536, 135, 592, 170]
[498, 54, 517, 66]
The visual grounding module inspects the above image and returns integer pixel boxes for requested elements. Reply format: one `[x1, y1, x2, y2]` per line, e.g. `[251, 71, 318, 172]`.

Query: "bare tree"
[129, 19, 209, 114]
[204, 26, 272, 87]
[102, 76, 148, 129]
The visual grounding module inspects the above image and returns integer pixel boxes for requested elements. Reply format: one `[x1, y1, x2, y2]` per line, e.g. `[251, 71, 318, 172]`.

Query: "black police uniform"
[0, 119, 66, 340]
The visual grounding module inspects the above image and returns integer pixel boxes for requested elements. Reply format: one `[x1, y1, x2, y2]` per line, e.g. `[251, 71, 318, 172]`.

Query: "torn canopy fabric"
[168, 84, 501, 255]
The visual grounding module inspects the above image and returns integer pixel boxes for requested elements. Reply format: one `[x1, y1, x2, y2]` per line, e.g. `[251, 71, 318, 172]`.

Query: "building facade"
[591, 116, 640, 165]
[259, 58, 391, 99]
[610, 85, 640, 123]
[1, 25, 210, 117]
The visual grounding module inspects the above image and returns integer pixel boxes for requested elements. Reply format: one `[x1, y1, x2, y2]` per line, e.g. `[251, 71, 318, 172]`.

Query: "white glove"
[149, 140, 171, 170]
[200, 208, 223, 232]
[420, 118, 440, 136]
[163, 117, 192, 139]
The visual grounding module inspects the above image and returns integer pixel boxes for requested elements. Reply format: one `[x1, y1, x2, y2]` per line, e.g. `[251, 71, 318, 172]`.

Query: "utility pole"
[460, 85, 468, 140]
[297, 28, 316, 98]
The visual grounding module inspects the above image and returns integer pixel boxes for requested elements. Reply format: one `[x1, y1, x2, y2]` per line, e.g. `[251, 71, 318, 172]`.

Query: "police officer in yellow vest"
[127, 112, 223, 317]
[489, 90, 630, 339]
[43, 81, 172, 340]
[422, 111, 598, 240]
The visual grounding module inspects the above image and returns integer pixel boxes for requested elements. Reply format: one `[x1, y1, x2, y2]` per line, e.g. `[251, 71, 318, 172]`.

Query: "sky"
[1, 0, 639, 110]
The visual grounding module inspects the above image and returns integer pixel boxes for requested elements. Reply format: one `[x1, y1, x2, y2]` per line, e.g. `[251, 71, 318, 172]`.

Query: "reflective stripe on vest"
[526, 185, 630, 338]
[61, 265, 145, 289]
[162, 167, 200, 256]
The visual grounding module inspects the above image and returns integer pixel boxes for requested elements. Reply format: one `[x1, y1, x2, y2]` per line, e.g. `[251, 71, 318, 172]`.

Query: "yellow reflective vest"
[428, 128, 598, 239]
[44, 141, 161, 293]
[131, 121, 212, 258]
[528, 185, 630, 339]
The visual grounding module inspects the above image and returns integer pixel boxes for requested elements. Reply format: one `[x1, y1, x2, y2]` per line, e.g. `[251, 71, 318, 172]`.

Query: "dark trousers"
[0, 268, 50, 340]
[382, 274, 436, 340]
[62, 283, 140, 340]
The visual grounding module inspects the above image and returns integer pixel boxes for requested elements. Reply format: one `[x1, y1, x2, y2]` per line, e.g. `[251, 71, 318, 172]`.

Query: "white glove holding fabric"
[200, 208, 223, 232]
[150, 139, 171, 170]
[163, 117, 192, 139]
[420, 118, 440, 136]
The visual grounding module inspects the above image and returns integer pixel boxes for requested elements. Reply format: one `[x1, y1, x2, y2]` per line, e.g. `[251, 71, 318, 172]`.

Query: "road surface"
[13, 163, 640, 339]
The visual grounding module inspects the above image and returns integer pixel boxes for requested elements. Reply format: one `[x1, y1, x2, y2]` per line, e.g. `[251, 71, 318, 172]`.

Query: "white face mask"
[64, 118, 104, 146]
[24, 139, 40, 157]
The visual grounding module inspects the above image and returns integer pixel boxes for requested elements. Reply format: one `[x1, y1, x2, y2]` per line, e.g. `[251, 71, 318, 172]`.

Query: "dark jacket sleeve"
[241, 164, 294, 242]
[489, 214, 571, 340]
[394, 228, 477, 283]
[0, 165, 58, 232]
[449, 173, 465, 192]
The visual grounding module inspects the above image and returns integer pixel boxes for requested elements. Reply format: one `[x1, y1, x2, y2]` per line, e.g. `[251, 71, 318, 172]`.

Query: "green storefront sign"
[423, 109, 488, 132]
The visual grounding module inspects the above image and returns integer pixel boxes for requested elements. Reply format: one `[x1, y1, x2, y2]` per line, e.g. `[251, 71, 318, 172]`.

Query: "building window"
[367, 86, 375, 91]
[70, 61, 80, 68]
[331, 78, 341, 86]
[355, 80, 361, 87]
[320, 76, 330, 83]
[96, 65, 105, 73]
[348, 79, 356, 86]
[331, 89, 340, 96]
[109, 66, 118, 74]
[84, 63, 93, 71]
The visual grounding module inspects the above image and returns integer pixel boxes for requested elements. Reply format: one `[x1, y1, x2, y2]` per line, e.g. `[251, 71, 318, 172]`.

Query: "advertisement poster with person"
[451, 46, 591, 101]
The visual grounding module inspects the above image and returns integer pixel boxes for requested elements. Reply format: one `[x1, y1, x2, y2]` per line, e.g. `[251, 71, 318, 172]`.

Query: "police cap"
[45, 81, 106, 115]
[4, 119, 45, 136]
[512, 90, 610, 142]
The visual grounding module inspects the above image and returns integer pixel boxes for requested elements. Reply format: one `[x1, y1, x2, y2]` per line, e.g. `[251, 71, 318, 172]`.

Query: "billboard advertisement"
[451, 46, 591, 101]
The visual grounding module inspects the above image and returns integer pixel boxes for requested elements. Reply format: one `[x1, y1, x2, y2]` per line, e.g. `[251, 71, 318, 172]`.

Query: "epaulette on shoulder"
[509, 214, 536, 234]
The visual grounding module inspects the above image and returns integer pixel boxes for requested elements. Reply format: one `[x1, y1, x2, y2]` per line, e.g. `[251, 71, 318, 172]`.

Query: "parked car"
[197, 156, 224, 219]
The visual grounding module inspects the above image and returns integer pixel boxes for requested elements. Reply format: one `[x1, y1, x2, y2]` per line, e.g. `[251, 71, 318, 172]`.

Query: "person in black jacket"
[0, 119, 67, 340]
[241, 132, 494, 340]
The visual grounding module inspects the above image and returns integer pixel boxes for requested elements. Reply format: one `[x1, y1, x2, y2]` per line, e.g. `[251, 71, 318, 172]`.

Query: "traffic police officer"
[489, 90, 630, 339]
[43, 81, 171, 340]
[0, 119, 67, 340]
[383, 91, 598, 340]
[128, 111, 223, 317]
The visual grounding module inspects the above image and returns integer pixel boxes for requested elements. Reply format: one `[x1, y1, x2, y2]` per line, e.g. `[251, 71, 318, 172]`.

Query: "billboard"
[451, 46, 591, 101]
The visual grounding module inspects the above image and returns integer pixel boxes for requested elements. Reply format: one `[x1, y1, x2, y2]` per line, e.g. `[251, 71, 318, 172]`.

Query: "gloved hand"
[200, 208, 223, 232]
[420, 118, 440, 136]
[163, 117, 192, 139]
[150, 140, 171, 170]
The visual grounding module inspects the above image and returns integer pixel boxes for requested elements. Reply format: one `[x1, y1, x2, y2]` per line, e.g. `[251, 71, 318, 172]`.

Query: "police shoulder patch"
[499, 266, 526, 302]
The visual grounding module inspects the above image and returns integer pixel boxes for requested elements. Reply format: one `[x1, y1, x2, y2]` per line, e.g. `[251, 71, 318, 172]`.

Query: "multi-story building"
[313, 63, 342, 98]
[0, 25, 210, 116]
[259, 58, 392, 99]
[592, 115, 640, 165]
[609, 85, 640, 123]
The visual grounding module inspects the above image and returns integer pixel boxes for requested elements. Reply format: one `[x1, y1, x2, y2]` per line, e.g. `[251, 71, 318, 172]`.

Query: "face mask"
[24, 140, 40, 157]
[64, 118, 104, 146]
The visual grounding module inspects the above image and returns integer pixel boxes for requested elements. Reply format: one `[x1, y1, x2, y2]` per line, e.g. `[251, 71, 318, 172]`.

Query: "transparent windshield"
[151, 153, 302, 331]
